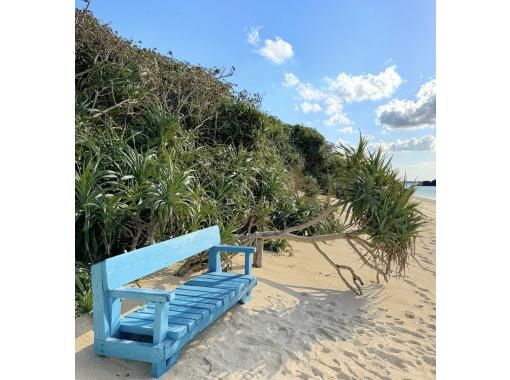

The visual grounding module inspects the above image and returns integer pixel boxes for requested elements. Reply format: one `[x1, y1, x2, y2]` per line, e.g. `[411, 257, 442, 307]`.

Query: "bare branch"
[346, 237, 388, 282]
[311, 241, 363, 295]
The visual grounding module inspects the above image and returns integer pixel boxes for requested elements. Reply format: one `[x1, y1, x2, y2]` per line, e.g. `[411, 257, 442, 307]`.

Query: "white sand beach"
[76, 198, 436, 379]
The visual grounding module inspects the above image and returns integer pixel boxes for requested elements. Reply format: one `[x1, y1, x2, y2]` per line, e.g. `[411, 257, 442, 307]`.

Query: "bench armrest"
[213, 245, 256, 254]
[109, 287, 175, 303]
[208, 244, 255, 275]
[110, 287, 172, 345]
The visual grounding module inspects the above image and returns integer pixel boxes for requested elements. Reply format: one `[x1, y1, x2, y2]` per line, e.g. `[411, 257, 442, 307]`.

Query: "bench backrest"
[101, 225, 221, 289]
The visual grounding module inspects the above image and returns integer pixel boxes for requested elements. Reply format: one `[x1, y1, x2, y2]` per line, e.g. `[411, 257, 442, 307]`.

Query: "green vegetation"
[75, 262, 93, 314]
[75, 9, 424, 300]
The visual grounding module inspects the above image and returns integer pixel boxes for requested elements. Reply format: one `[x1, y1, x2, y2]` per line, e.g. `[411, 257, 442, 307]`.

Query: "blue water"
[413, 186, 436, 200]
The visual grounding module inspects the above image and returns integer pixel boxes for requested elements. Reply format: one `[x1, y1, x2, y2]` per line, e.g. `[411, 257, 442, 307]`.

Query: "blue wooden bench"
[91, 225, 257, 378]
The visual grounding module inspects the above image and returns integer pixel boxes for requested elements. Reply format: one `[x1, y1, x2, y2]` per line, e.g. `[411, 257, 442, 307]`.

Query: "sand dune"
[76, 198, 436, 379]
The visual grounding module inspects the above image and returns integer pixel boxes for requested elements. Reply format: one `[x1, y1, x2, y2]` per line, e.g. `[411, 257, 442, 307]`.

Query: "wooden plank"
[207, 246, 221, 272]
[207, 245, 255, 275]
[185, 279, 245, 294]
[185, 276, 246, 287]
[110, 296, 121, 338]
[245, 250, 253, 275]
[173, 294, 223, 308]
[104, 226, 221, 289]
[110, 287, 175, 303]
[144, 303, 211, 319]
[153, 302, 168, 344]
[174, 289, 229, 304]
[213, 244, 256, 253]
[91, 262, 110, 340]
[179, 284, 236, 299]
[188, 275, 249, 289]
[198, 273, 252, 285]
[95, 338, 164, 363]
[119, 316, 187, 340]
[128, 310, 200, 328]
[169, 299, 217, 312]
[204, 271, 254, 280]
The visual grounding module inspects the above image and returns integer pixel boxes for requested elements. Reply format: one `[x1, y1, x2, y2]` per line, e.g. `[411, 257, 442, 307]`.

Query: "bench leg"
[151, 351, 181, 378]
[151, 360, 166, 378]
[239, 291, 252, 304]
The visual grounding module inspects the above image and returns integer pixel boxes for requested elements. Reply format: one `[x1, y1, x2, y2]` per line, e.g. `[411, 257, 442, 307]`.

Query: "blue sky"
[77, 0, 436, 180]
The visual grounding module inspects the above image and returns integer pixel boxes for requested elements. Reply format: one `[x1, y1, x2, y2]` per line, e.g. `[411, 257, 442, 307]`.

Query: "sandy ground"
[76, 198, 436, 379]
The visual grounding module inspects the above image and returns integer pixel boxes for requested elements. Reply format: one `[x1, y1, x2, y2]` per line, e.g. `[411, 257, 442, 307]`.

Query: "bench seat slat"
[143, 304, 210, 320]
[173, 294, 224, 308]
[120, 317, 188, 340]
[174, 289, 230, 304]
[184, 280, 246, 294]
[127, 310, 199, 329]
[178, 285, 235, 300]
[201, 275, 252, 285]
[203, 272, 254, 283]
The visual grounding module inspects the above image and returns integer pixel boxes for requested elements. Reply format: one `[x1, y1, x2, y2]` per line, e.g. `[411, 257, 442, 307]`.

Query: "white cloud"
[368, 135, 436, 152]
[324, 96, 352, 126]
[283, 73, 300, 87]
[338, 126, 354, 133]
[283, 66, 402, 126]
[300, 101, 322, 113]
[376, 79, 436, 130]
[297, 83, 325, 101]
[247, 26, 262, 45]
[326, 66, 402, 102]
[258, 37, 294, 64]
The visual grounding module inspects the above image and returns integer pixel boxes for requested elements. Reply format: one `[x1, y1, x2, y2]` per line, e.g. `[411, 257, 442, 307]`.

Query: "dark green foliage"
[264, 239, 290, 254]
[289, 124, 343, 189]
[335, 138, 425, 274]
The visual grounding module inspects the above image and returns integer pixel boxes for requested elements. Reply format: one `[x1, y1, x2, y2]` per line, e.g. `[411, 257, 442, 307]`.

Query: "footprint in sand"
[311, 367, 324, 377]
[405, 311, 416, 319]
[393, 318, 405, 325]
[343, 350, 359, 360]
[422, 355, 436, 366]
[394, 326, 425, 339]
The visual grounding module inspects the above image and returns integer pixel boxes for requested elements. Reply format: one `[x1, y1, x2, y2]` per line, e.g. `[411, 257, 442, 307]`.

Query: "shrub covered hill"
[75, 9, 423, 288]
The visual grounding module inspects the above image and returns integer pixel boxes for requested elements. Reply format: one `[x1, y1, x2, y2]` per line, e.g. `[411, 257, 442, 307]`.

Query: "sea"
[413, 186, 436, 200]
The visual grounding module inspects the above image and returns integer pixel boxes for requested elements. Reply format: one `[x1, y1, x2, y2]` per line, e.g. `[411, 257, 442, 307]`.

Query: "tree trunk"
[254, 238, 264, 268]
